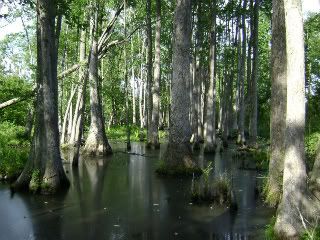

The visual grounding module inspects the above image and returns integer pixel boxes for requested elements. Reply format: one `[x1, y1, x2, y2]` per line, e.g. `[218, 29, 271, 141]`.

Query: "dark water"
[0, 142, 273, 240]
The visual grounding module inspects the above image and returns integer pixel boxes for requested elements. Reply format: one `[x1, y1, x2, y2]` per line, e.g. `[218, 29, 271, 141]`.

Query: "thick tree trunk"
[204, 1, 217, 153]
[84, 7, 112, 156]
[274, 0, 309, 237]
[266, 0, 286, 207]
[163, 0, 195, 170]
[148, 0, 161, 149]
[249, 0, 259, 146]
[14, 0, 69, 194]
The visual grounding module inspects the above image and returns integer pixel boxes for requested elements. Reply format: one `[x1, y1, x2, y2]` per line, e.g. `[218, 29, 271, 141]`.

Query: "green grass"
[191, 170, 232, 206]
[265, 217, 276, 240]
[106, 125, 168, 142]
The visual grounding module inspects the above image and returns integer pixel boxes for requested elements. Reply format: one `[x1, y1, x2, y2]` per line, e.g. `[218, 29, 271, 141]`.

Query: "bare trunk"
[266, 0, 286, 206]
[14, 0, 69, 194]
[148, 0, 161, 149]
[164, 0, 195, 170]
[274, 0, 308, 237]
[146, 0, 153, 146]
[237, 0, 247, 146]
[124, 0, 131, 150]
[60, 85, 76, 145]
[249, 0, 259, 146]
[70, 28, 87, 146]
[204, 1, 217, 153]
[84, 6, 112, 156]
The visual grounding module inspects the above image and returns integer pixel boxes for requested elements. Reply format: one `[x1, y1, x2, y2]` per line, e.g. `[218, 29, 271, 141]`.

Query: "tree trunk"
[60, 85, 76, 145]
[148, 0, 161, 149]
[237, 0, 247, 146]
[266, 0, 286, 207]
[14, 0, 69, 194]
[124, 0, 131, 150]
[71, 28, 88, 167]
[163, 0, 195, 170]
[274, 0, 308, 237]
[84, 5, 112, 156]
[204, 0, 217, 154]
[69, 28, 87, 146]
[249, 0, 259, 146]
[146, 0, 153, 146]
[192, 1, 203, 150]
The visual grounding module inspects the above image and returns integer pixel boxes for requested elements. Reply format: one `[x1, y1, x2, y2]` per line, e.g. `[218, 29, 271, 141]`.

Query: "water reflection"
[0, 142, 273, 240]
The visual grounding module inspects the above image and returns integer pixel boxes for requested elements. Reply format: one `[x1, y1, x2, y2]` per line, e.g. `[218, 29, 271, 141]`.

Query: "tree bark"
[124, 0, 131, 150]
[274, 0, 309, 237]
[84, 4, 112, 156]
[203, 1, 216, 153]
[146, 0, 153, 146]
[148, 0, 161, 149]
[163, 0, 195, 169]
[237, 0, 247, 146]
[14, 0, 69, 194]
[266, 0, 286, 207]
[249, 0, 259, 146]
[60, 85, 76, 145]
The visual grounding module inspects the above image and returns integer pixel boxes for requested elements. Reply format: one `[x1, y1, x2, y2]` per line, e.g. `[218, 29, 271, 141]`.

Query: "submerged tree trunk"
[148, 0, 161, 149]
[274, 0, 309, 237]
[14, 0, 69, 194]
[84, 6, 112, 156]
[163, 0, 195, 169]
[266, 0, 286, 207]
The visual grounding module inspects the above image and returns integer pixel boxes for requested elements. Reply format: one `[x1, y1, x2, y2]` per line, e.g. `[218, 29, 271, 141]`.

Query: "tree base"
[84, 132, 112, 156]
[204, 143, 216, 154]
[156, 142, 201, 177]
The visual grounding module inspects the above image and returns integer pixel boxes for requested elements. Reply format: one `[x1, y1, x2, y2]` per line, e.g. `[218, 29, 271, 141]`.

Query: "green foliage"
[0, 75, 33, 126]
[301, 226, 320, 240]
[265, 217, 276, 240]
[30, 169, 41, 193]
[233, 146, 270, 171]
[306, 132, 320, 170]
[0, 122, 29, 180]
[107, 125, 167, 142]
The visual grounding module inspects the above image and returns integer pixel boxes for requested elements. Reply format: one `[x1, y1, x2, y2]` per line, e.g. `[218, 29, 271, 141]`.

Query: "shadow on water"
[0, 142, 274, 240]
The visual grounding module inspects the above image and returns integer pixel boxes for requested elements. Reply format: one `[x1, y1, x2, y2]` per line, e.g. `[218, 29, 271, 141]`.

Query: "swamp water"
[0, 142, 273, 240]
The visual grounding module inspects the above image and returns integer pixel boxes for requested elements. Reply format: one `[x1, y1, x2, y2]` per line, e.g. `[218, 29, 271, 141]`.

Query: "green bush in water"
[0, 122, 29, 180]
[191, 169, 232, 206]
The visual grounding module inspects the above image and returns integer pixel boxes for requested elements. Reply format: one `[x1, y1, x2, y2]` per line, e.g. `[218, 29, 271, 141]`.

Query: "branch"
[99, 23, 145, 59]
[98, 2, 124, 52]
[0, 89, 36, 110]
[57, 61, 88, 79]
